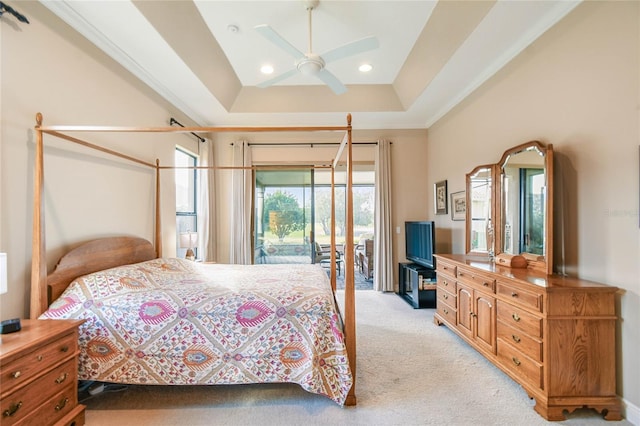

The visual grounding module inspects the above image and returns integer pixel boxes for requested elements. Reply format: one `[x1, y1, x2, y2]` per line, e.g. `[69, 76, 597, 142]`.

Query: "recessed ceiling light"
[359, 64, 373, 73]
[260, 65, 274, 75]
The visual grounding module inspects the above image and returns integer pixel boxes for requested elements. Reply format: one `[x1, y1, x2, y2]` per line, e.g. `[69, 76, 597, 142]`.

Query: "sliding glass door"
[255, 169, 314, 265]
[254, 168, 375, 267]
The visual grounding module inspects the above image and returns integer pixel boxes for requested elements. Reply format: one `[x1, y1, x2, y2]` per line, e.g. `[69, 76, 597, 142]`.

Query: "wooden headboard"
[47, 236, 157, 304]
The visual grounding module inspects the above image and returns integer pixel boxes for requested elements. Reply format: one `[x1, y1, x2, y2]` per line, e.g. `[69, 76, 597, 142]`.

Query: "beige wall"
[426, 1, 639, 419]
[0, 3, 199, 318]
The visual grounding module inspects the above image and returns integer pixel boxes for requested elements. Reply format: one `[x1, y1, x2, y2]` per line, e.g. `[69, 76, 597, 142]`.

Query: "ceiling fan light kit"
[255, 0, 378, 95]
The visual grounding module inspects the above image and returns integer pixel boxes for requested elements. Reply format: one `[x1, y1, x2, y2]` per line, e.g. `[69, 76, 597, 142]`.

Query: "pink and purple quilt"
[40, 258, 353, 404]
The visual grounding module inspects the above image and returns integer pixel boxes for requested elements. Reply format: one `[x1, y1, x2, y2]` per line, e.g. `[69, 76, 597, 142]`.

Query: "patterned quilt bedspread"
[40, 258, 352, 405]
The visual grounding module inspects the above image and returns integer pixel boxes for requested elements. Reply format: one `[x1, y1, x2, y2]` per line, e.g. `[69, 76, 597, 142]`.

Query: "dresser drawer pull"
[443, 294, 448, 300]
[55, 397, 69, 412]
[512, 357, 521, 367]
[483, 282, 489, 287]
[443, 280, 448, 286]
[512, 313, 521, 322]
[511, 292, 518, 297]
[512, 334, 521, 343]
[60, 345, 70, 353]
[55, 372, 69, 384]
[443, 308, 449, 315]
[37, 355, 43, 361]
[3, 401, 22, 417]
[11, 371, 22, 379]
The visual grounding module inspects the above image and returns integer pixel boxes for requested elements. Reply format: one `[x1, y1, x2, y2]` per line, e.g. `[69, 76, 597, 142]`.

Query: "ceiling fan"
[254, 0, 379, 95]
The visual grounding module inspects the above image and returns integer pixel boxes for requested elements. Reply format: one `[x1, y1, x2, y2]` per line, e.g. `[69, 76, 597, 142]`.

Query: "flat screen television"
[405, 221, 436, 269]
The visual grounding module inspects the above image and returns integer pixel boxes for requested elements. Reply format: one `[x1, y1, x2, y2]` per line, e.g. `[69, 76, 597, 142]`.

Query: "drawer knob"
[443, 309, 449, 315]
[512, 334, 521, 343]
[60, 345, 70, 353]
[443, 281, 448, 286]
[55, 397, 69, 412]
[512, 357, 521, 367]
[37, 355, 43, 361]
[511, 292, 518, 297]
[11, 371, 22, 379]
[443, 294, 448, 300]
[3, 401, 22, 417]
[55, 372, 68, 384]
[512, 313, 521, 322]
[483, 282, 489, 287]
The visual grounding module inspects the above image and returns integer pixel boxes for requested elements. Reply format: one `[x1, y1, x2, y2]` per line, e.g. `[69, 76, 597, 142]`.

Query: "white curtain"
[230, 141, 253, 264]
[374, 139, 394, 292]
[197, 140, 216, 262]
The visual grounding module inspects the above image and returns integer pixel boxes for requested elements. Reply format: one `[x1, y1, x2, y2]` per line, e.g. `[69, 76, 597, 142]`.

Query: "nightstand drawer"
[1, 359, 77, 425]
[13, 382, 78, 426]
[1, 332, 77, 394]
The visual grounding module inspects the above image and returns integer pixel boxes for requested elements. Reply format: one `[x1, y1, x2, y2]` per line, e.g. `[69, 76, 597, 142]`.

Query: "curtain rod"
[231, 141, 382, 147]
[170, 118, 206, 143]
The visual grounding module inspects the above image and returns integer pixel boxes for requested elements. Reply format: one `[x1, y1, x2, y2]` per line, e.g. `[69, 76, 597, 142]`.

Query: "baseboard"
[623, 397, 640, 425]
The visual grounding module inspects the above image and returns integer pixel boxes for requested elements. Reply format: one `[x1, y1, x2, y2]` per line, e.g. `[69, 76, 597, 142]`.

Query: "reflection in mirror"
[466, 165, 493, 255]
[500, 144, 546, 258]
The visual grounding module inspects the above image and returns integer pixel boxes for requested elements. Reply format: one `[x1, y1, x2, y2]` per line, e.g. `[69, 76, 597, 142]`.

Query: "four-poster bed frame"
[30, 112, 358, 405]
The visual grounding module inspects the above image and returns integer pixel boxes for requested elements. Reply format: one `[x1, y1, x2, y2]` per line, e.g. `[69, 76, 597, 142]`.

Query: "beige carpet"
[83, 291, 630, 425]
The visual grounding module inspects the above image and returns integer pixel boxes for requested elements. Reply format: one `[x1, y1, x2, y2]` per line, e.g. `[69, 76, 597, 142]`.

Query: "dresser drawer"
[437, 274, 456, 294]
[497, 321, 542, 362]
[436, 259, 457, 278]
[437, 288, 456, 308]
[497, 302, 542, 338]
[13, 382, 78, 426]
[1, 359, 77, 425]
[496, 278, 543, 313]
[497, 340, 543, 390]
[456, 266, 495, 292]
[436, 303, 457, 325]
[1, 332, 77, 395]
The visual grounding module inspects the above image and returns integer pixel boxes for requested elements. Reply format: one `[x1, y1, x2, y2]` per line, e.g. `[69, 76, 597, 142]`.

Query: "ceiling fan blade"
[255, 24, 305, 59]
[320, 36, 379, 64]
[256, 68, 298, 88]
[316, 69, 347, 95]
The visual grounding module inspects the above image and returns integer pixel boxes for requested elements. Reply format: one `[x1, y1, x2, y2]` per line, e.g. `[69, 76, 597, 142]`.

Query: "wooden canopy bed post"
[155, 159, 162, 258]
[341, 113, 356, 405]
[30, 113, 358, 405]
[31, 113, 46, 319]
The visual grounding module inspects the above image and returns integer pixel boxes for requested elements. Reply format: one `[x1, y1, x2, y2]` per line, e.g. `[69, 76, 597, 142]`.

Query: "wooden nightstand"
[0, 319, 85, 426]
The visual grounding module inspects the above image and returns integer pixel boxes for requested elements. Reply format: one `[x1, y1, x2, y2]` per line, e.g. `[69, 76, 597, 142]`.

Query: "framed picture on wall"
[434, 180, 448, 215]
[451, 191, 466, 221]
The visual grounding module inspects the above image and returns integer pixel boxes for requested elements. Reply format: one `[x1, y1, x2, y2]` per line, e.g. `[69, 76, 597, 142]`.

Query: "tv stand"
[398, 263, 436, 308]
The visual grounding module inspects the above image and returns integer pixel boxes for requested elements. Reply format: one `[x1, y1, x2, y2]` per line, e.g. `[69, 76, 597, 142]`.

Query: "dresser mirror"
[464, 141, 554, 274]
[496, 141, 553, 274]
[465, 165, 496, 255]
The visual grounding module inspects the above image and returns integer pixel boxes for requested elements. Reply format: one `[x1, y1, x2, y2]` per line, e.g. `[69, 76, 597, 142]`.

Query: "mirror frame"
[495, 141, 554, 275]
[465, 164, 497, 256]
[465, 140, 554, 275]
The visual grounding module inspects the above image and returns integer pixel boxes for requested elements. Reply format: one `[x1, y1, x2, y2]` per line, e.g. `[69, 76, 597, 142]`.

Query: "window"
[175, 148, 198, 258]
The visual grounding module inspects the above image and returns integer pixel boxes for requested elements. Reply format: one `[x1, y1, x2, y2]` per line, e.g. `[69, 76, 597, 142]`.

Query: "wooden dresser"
[0, 319, 85, 426]
[434, 254, 621, 421]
